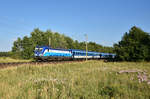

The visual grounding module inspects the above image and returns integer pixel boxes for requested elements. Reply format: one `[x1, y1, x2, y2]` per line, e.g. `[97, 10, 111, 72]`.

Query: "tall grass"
[0, 57, 32, 63]
[0, 61, 150, 98]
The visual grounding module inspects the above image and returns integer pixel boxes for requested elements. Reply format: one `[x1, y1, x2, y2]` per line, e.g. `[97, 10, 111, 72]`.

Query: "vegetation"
[12, 28, 113, 59]
[0, 52, 12, 57]
[114, 26, 150, 61]
[0, 61, 150, 98]
[0, 57, 32, 63]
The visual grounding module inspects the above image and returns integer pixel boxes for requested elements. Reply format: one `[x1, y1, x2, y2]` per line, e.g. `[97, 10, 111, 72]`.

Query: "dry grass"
[0, 57, 32, 63]
[0, 60, 150, 99]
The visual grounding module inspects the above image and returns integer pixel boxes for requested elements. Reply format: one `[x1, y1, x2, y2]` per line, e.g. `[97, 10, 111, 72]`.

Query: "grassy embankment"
[0, 60, 150, 98]
[0, 57, 32, 63]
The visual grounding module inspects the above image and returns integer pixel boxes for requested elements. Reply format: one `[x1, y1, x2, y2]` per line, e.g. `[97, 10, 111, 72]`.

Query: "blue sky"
[0, 0, 150, 51]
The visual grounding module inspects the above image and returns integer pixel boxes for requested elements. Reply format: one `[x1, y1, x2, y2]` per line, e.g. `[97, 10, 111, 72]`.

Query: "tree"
[114, 26, 150, 61]
[21, 36, 33, 59]
[12, 37, 23, 58]
[65, 36, 75, 49]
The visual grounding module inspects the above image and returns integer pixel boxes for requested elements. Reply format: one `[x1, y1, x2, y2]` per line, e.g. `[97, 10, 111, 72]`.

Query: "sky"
[0, 0, 150, 51]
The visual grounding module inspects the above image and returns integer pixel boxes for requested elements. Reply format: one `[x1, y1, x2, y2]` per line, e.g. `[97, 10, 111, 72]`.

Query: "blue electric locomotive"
[34, 46, 116, 61]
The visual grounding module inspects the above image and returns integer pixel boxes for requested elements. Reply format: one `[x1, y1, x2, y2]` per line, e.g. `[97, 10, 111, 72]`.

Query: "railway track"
[0, 60, 84, 69]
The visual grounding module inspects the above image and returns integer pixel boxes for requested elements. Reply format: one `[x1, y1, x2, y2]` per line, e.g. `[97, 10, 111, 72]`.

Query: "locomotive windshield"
[35, 48, 43, 52]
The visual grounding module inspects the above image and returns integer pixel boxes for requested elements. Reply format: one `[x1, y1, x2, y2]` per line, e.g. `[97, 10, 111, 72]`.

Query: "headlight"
[39, 54, 43, 56]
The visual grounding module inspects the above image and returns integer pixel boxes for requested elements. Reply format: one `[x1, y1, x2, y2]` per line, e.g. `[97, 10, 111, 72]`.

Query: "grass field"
[0, 57, 32, 63]
[0, 61, 150, 99]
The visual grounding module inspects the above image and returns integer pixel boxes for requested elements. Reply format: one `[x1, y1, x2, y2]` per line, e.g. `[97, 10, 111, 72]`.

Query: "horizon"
[0, 0, 150, 51]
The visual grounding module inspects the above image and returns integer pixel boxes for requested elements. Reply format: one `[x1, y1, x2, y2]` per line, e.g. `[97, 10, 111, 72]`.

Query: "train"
[34, 46, 116, 61]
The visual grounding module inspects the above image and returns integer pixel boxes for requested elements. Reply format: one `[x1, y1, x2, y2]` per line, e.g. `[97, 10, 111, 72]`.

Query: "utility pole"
[49, 37, 51, 47]
[85, 34, 88, 61]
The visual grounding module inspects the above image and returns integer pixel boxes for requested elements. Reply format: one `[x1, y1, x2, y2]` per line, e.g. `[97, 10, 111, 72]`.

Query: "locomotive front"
[34, 46, 45, 60]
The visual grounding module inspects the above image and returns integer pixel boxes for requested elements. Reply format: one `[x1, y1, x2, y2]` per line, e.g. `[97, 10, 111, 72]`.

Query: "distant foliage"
[114, 26, 150, 61]
[0, 52, 12, 57]
[12, 28, 113, 59]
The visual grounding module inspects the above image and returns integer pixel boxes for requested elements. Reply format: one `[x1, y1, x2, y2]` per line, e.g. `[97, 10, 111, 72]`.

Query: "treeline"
[11, 28, 113, 59]
[0, 52, 12, 57]
[114, 26, 150, 61]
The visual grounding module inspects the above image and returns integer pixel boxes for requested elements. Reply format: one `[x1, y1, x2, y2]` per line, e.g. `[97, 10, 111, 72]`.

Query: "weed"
[0, 61, 150, 98]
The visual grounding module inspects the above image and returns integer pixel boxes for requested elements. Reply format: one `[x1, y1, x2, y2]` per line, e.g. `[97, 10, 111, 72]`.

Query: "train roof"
[70, 49, 100, 53]
[36, 46, 70, 51]
[100, 53, 116, 55]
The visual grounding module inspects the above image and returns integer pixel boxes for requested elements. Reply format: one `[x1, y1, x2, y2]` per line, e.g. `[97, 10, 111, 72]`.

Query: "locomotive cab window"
[39, 48, 43, 52]
[35, 48, 39, 51]
[35, 48, 43, 52]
